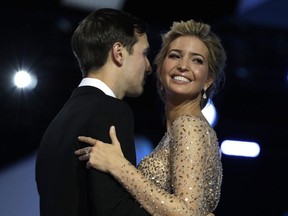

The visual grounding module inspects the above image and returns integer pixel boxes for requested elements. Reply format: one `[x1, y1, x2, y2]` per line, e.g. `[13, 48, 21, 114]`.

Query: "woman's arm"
[75, 124, 213, 216]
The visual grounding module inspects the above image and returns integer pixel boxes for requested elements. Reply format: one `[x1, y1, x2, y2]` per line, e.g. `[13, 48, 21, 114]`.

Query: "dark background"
[0, 0, 287, 215]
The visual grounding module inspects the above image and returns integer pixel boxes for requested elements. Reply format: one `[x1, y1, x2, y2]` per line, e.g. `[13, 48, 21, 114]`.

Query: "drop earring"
[203, 89, 207, 99]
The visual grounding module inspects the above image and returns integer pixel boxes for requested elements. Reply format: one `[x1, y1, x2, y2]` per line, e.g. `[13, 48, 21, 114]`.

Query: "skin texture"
[88, 33, 151, 99]
[159, 36, 212, 128]
[120, 34, 151, 98]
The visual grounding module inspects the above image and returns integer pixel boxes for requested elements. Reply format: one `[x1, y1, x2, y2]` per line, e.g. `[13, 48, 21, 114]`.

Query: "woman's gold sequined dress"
[119, 115, 222, 216]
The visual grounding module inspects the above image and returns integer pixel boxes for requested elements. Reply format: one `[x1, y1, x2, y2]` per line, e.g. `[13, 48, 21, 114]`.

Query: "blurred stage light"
[135, 136, 154, 165]
[202, 99, 218, 127]
[61, 0, 125, 10]
[220, 139, 260, 157]
[236, 0, 269, 15]
[13, 70, 37, 89]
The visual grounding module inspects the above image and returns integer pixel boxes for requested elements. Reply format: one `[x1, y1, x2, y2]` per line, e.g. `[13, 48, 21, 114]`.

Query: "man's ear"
[111, 42, 124, 66]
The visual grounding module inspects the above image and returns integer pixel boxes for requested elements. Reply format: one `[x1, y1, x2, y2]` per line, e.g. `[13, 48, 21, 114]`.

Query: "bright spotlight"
[13, 70, 37, 89]
[220, 140, 260, 158]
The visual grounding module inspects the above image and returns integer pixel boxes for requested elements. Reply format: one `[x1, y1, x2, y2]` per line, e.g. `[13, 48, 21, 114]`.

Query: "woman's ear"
[111, 42, 124, 66]
[205, 79, 213, 91]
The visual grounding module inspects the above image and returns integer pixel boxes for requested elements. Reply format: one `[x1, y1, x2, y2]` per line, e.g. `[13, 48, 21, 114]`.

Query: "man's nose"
[146, 62, 152, 75]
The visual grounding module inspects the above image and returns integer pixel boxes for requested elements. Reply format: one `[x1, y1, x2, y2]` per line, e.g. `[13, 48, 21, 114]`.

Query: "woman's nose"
[177, 60, 189, 71]
[178, 63, 188, 71]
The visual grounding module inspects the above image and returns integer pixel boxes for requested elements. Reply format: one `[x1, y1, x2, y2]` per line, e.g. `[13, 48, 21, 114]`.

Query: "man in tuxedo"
[35, 8, 151, 216]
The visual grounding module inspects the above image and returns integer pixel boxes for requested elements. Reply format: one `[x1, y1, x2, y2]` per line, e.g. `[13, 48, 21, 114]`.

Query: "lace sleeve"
[111, 115, 213, 216]
[169, 116, 210, 215]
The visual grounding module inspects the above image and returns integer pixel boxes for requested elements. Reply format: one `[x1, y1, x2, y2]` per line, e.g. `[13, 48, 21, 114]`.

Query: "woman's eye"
[193, 58, 204, 64]
[168, 53, 180, 59]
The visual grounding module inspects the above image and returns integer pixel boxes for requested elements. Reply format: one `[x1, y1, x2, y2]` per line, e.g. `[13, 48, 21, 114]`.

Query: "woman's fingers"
[86, 160, 92, 169]
[109, 126, 118, 146]
[76, 136, 100, 158]
[77, 151, 90, 161]
[75, 146, 91, 156]
[109, 126, 123, 157]
[78, 136, 98, 146]
[75, 126, 122, 169]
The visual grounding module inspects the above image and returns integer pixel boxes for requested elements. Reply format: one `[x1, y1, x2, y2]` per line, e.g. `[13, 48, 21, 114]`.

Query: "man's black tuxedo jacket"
[36, 86, 149, 216]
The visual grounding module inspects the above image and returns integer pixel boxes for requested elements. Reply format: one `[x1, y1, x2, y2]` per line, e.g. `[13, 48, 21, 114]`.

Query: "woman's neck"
[165, 100, 203, 130]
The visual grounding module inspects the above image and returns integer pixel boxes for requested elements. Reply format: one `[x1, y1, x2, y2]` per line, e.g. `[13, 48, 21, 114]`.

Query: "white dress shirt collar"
[78, 77, 116, 98]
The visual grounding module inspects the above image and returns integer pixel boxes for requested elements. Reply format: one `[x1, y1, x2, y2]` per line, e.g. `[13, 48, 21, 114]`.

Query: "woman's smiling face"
[160, 35, 212, 101]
